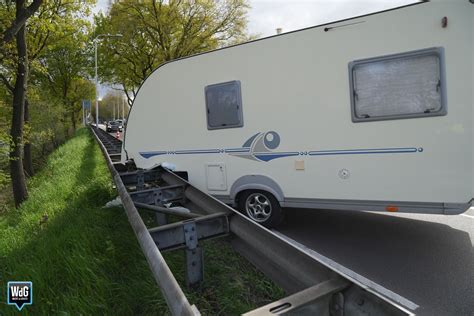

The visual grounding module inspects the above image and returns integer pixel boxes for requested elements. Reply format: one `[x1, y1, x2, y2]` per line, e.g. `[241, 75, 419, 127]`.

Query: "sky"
[93, 0, 417, 97]
[94, 0, 417, 37]
[246, 0, 416, 37]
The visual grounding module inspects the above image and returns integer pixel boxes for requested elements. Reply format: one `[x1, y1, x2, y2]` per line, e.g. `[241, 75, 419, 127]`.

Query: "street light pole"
[94, 39, 99, 127]
[93, 33, 122, 129]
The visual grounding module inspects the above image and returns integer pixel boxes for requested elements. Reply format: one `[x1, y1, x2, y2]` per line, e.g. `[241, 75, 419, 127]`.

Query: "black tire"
[238, 190, 284, 228]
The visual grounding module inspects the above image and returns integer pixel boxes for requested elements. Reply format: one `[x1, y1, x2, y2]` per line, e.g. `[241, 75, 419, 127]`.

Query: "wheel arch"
[230, 175, 285, 205]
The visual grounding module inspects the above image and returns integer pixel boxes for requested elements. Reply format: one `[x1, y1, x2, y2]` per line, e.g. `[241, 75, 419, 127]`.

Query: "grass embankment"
[0, 128, 283, 315]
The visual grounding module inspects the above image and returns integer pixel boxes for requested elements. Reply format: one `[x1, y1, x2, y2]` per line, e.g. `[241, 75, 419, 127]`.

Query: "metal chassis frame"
[91, 127, 412, 316]
[148, 213, 229, 287]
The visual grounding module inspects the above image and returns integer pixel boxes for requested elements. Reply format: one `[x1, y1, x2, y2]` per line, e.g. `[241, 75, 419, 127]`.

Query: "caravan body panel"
[124, 1, 474, 214]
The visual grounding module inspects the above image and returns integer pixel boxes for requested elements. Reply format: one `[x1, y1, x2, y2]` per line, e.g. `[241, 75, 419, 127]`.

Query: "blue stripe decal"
[308, 148, 418, 156]
[254, 152, 300, 162]
[242, 133, 260, 147]
[138, 132, 422, 161]
[139, 151, 167, 158]
[139, 145, 421, 161]
[225, 148, 251, 153]
[226, 147, 250, 151]
[175, 149, 220, 154]
[140, 148, 420, 159]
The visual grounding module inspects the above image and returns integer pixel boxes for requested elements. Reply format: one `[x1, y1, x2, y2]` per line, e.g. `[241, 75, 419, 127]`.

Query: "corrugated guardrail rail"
[91, 126, 413, 316]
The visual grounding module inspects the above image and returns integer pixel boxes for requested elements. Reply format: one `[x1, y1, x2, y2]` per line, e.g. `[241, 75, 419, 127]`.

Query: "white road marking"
[273, 230, 419, 314]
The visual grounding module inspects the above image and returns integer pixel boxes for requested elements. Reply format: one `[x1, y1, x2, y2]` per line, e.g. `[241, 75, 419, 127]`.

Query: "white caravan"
[123, 0, 474, 227]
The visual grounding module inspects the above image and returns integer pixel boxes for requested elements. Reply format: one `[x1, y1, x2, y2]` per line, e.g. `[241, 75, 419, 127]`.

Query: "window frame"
[205, 80, 244, 130]
[348, 47, 447, 123]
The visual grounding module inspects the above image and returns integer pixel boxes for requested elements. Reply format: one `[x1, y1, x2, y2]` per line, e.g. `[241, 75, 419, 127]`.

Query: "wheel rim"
[245, 193, 272, 222]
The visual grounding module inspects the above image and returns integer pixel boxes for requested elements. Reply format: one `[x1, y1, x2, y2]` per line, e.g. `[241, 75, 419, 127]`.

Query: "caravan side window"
[349, 47, 446, 122]
[205, 80, 243, 130]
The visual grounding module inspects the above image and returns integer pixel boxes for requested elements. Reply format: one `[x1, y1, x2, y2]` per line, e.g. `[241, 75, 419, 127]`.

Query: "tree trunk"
[62, 117, 69, 138]
[23, 98, 34, 177]
[9, 8, 29, 207]
[71, 106, 76, 131]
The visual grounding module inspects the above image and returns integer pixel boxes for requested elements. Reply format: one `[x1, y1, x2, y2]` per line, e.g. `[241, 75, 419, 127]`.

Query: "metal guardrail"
[90, 127, 200, 316]
[90, 126, 413, 316]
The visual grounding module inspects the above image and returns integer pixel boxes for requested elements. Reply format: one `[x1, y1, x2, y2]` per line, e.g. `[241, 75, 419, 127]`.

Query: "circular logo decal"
[264, 131, 280, 149]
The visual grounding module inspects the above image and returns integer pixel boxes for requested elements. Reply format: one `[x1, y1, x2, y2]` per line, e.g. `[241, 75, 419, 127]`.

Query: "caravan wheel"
[238, 190, 284, 228]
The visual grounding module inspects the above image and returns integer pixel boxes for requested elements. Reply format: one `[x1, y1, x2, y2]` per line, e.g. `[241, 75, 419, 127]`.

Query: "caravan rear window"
[349, 47, 446, 122]
[205, 80, 243, 130]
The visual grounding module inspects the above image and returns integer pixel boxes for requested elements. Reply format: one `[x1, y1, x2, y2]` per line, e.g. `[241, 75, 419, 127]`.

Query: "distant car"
[116, 119, 125, 130]
[106, 121, 122, 132]
[117, 120, 124, 131]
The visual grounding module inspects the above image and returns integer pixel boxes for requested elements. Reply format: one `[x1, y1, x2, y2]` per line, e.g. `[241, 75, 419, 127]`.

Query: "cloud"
[247, 0, 418, 37]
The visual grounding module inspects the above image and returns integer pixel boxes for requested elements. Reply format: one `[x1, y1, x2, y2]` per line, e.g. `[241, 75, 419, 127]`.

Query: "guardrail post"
[184, 221, 203, 287]
[153, 190, 168, 225]
[137, 169, 145, 191]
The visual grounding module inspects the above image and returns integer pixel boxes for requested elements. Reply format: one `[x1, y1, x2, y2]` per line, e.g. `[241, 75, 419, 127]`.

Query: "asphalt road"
[276, 207, 474, 316]
[97, 124, 123, 140]
[108, 131, 123, 141]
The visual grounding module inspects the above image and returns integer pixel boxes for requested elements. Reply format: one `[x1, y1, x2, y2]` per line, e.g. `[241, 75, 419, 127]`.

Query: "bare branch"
[0, 73, 14, 92]
[2, 0, 43, 44]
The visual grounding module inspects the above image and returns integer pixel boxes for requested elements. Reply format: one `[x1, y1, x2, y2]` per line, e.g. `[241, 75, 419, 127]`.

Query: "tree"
[31, 0, 95, 135]
[0, 84, 11, 192]
[95, 0, 251, 105]
[23, 0, 93, 175]
[0, 0, 94, 205]
[40, 41, 95, 132]
[1, 0, 43, 178]
[96, 91, 128, 122]
[1, 0, 42, 45]
[67, 78, 95, 130]
[1, 0, 44, 206]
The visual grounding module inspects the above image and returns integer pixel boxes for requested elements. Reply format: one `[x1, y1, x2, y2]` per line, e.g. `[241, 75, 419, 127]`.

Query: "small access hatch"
[206, 163, 227, 191]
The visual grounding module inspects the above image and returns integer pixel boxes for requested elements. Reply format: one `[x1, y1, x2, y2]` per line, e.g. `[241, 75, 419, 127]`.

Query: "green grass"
[0, 128, 283, 315]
